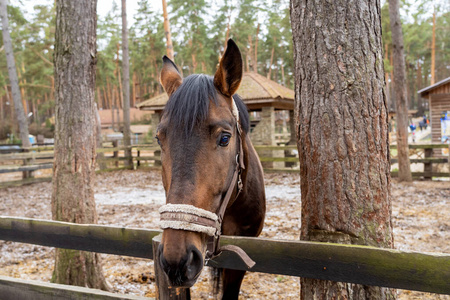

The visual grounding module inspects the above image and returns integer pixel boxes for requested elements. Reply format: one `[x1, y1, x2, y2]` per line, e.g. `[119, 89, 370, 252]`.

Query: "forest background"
[0, 0, 449, 141]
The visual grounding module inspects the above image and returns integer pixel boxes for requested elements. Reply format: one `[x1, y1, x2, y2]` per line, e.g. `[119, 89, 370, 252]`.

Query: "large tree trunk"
[52, 0, 109, 290]
[0, 0, 31, 148]
[389, 0, 412, 182]
[121, 0, 132, 167]
[290, 1, 396, 299]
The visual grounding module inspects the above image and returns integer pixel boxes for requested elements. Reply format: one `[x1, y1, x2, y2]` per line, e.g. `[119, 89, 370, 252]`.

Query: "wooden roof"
[418, 77, 450, 97]
[136, 72, 295, 112]
[98, 108, 152, 126]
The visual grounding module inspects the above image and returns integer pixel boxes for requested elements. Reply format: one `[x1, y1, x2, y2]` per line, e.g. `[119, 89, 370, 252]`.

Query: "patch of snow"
[95, 187, 165, 205]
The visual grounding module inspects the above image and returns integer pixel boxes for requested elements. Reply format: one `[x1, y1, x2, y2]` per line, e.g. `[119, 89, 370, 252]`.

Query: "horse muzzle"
[158, 243, 204, 288]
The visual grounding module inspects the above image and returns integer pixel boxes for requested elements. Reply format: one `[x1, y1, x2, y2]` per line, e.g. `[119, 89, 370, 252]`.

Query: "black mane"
[163, 74, 249, 136]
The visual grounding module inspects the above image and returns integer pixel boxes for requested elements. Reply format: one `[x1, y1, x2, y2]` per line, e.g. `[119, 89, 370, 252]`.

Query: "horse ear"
[214, 39, 243, 97]
[160, 56, 183, 97]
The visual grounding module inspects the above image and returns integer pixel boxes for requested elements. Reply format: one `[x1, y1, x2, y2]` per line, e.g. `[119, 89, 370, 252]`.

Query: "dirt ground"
[0, 169, 448, 299]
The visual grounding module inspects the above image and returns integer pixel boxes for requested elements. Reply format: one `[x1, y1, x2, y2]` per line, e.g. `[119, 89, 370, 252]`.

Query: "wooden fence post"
[423, 147, 433, 180]
[113, 140, 119, 168]
[21, 149, 33, 180]
[137, 150, 141, 168]
[152, 234, 190, 300]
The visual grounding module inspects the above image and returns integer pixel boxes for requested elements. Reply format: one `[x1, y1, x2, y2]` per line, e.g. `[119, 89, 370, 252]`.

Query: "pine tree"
[389, 0, 413, 182]
[0, 0, 31, 147]
[291, 0, 395, 298]
[52, 0, 109, 290]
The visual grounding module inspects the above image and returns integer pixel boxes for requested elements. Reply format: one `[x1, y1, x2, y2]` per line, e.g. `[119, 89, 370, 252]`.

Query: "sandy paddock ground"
[0, 169, 448, 299]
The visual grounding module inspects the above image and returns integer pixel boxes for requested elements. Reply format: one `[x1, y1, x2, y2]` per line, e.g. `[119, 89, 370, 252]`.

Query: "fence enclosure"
[0, 144, 449, 298]
[0, 216, 449, 299]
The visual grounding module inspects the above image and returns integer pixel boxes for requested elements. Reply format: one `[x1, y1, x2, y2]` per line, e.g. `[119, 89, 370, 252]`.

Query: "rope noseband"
[158, 98, 255, 269]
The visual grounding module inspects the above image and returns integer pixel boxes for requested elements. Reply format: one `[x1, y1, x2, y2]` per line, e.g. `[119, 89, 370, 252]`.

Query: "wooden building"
[418, 77, 450, 155]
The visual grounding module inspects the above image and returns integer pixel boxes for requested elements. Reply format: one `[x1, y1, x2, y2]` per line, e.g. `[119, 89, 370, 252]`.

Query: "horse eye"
[219, 133, 231, 147]
[155, 136, 161, 146]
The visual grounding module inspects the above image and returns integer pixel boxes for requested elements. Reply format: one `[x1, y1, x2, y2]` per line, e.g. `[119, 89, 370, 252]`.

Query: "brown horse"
[156, 39, 266, 299]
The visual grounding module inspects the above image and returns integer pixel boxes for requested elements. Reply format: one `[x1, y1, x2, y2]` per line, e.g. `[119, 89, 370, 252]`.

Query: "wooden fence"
[390, 143, 450, 178]
[0, 143, 449, 188]
[0, 216, 448, 299]
[0, 144, 161, 188]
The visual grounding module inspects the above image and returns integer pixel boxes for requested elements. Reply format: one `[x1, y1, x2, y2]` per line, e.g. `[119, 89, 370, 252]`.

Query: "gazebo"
[418, 77, 450, 156]
[136, 72, 295, 147]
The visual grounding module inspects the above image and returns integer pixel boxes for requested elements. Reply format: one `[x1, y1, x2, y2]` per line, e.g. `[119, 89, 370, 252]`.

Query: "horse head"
[156, 39, 247, 288]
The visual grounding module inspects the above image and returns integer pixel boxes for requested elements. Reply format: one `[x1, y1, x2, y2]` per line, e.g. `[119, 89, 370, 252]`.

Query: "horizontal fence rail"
[0, 275, 148, 300]
[0, 217, 161, 259]
[0, 217, 449, 295]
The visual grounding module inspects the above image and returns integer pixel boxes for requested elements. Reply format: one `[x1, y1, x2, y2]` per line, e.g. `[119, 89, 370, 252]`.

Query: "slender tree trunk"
[132, 72, 137, 106]
[291, 0, 396, 299]
[416, 62, 423, 113]
[162, 0, 174, 60]
[267, 44, 275, 79]
[385, 43, 390, 108]
[52, 0, 109, 290]
[95, 103, 107, 170]
[44, 92, 48, 117]
[0, 0, 31, 147]
[96, 87, 102, 109]
[254, 23, 260, 73]
[247, 34, 253, 71]
[103, 81, 110, 109]
[245, 54, 249, 72]
[389, 48, 394, 108]
[116, 43, 123, 109]
[389, 0, 412, 182]
[431, 9, 436, 85]
[115, 87, 121, 126]
[0, 95, 3, 120]
[191, 53, 197, 74]
[17, 67, 28, 116]
[121, 0, 132, 166]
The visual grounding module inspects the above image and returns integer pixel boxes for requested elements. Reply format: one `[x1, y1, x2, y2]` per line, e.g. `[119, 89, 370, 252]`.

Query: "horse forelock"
[162, 74, 250, 137]
[163, 74, 218, 137]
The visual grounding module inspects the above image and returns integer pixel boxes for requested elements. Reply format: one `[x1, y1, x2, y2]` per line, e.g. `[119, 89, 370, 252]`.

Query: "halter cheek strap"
[158, 98, 255, 269]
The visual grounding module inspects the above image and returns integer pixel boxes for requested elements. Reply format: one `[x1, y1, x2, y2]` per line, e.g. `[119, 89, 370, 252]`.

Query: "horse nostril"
[184, 247, 203, 281]
[158, 244, 203, 287]
[158, 244, 169, 272]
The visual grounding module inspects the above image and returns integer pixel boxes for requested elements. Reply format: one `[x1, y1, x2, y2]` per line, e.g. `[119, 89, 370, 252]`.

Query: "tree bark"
[121, 0, 132, 167]
[52, 0, 109, 290]
[389, 0, 412, 182]
[0, 0, 31, 148]
[290, 0, 396, 299]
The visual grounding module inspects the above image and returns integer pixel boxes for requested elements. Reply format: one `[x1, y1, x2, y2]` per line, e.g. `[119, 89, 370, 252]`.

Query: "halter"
[159, 98, 255, 269]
